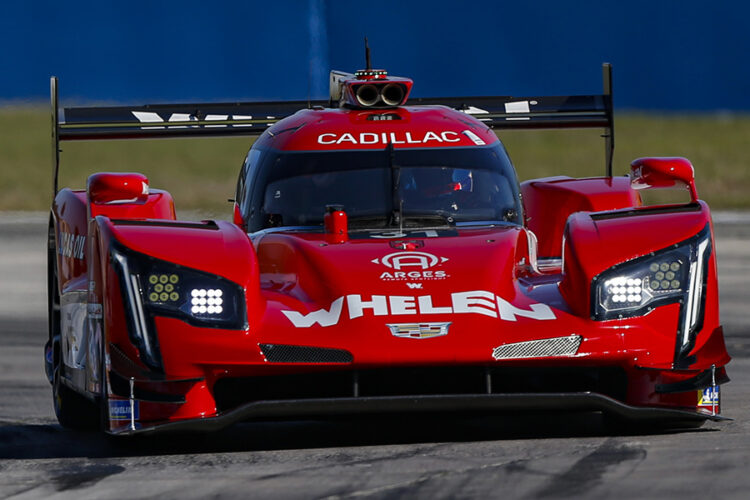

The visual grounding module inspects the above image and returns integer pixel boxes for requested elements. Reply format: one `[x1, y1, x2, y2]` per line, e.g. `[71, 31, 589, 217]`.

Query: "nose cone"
[255, 225, 559, 365]
[256, 226, 527, 305]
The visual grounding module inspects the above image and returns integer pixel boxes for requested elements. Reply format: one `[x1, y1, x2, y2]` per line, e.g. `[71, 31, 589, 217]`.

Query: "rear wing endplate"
[51, 63, 613, 196]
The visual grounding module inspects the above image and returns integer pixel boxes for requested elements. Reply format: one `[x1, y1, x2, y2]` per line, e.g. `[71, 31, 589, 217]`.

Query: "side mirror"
[630, 157, 698, 202]
[88, 173, 149, 205]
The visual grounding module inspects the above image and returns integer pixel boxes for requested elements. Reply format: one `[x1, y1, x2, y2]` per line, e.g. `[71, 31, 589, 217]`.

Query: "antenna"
[365, 37, 372, 70]
[307, 58, 312, 109]
[399, 198, 404, 237]
[602, 62, 614, 177]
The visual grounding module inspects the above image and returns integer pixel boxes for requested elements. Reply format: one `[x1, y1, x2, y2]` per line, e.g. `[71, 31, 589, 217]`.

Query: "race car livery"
[45, 64, 730, 435]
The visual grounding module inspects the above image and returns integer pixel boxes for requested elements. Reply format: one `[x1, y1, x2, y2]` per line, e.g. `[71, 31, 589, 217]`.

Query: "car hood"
[249, 225, 578, 363]
[253, 225, 529, 306]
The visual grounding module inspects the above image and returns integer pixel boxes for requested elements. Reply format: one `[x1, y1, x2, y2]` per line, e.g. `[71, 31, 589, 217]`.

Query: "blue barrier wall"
[1, 0, 748, 110]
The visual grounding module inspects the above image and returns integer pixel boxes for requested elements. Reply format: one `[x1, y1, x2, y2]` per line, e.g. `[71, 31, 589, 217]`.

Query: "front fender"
[560, 202, 725, 369]
[560, 202, 713, 318]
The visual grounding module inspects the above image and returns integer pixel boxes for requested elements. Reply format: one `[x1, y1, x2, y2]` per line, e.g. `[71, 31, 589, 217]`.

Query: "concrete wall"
[1, 0, 748, 110]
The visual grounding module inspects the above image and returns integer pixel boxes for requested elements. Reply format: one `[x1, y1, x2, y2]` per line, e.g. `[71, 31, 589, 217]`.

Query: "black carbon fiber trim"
[589, 203, 701, 221]
[110, 392, 730, 436]
[259, 344, 353, 363]
[112, 219, 219, 230]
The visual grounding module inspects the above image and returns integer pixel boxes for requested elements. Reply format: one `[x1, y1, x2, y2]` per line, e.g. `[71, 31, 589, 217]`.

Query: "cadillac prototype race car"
[46, 62, 730, 435]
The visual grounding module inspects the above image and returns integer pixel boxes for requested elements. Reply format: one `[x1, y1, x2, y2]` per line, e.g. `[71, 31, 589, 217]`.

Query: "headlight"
[138, 262, 245, 329]
[592, 225, 711, 325]
[111, 245, 247, 370]
[594, 248, 689, 319]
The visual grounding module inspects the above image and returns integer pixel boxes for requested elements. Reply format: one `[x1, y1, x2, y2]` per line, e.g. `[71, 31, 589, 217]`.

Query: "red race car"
[45, 63, 730, 435]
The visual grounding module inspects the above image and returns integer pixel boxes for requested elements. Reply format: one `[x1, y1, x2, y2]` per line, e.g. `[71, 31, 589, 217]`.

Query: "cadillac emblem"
[386, 322, 451, 339]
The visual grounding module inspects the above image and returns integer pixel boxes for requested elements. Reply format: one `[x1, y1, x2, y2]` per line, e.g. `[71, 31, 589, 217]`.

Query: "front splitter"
[110, 391, 729, 436]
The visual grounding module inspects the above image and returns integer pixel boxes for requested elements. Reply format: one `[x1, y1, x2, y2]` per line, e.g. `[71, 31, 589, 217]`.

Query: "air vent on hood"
[112, 219, 219, 230]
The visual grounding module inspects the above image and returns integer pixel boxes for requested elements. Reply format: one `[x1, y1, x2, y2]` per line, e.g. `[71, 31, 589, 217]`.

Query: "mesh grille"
[259, 344, 353, 363]
[492, 335, 582, 360]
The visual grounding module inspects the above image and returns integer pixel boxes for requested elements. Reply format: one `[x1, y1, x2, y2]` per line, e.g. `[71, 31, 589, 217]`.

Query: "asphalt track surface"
[1, 213, 750, 499]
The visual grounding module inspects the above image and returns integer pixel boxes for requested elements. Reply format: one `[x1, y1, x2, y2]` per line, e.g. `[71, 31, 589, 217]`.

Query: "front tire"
[49, 223, 99, 431]
[52, 365, 99, 430]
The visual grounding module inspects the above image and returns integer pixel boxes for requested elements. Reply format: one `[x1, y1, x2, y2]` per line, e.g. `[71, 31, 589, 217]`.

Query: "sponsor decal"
[462, 130, 486, 146]
[109, 399, 139, 421]
[58, 231, 86, 260]
[374, 251, 447, 270]
[387, 322, 451, 339]
[316, 131, 466, 146]
[698, 386, 720, 409]
[61, 300, 87, 369]
[131, 111, 269, 129]
[87, 303, 103, 320]
[462, 106, 490, 115]
[406, 283, 423, 289]
[505, 101, 532, 113]
[281, 290, 556, 328]
[373, 251, 449, 282]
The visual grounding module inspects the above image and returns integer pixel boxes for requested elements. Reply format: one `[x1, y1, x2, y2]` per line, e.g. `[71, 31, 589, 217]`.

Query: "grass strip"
[1, 108, 748, 213]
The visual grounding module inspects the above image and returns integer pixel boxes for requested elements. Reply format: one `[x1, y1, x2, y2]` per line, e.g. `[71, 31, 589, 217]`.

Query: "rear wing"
[412, 63, 614, 175]
[51, 63, 613, 195]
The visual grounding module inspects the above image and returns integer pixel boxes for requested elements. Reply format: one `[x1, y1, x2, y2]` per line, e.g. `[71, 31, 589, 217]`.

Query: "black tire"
[53, 365, 100, 430]
[99, 336, 112, 432]
[48, 223, 99, 431]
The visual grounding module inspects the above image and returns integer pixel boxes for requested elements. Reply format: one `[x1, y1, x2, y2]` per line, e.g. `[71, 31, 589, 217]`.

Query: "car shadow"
[0, 411, 715, 460]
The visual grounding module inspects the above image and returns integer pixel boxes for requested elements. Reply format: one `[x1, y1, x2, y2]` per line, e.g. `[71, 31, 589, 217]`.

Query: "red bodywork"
[47, 70, 730, 434]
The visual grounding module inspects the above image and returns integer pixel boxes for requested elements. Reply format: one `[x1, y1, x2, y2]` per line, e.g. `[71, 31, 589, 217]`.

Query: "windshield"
[250, 144, 521, 230]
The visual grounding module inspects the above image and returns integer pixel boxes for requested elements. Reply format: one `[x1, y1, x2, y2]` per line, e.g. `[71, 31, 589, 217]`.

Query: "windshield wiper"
[401, 211, 456, 228]
[346, 215, 390, 229]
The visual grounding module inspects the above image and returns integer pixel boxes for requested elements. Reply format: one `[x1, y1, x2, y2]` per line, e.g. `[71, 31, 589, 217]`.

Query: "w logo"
[406, 283, 423, 289]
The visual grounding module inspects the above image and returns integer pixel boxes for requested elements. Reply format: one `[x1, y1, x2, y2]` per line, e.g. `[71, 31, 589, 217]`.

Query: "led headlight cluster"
[190, 288, 223, 315]
[145, 274, 230, 319]
[649, 261, 684, 291]
[113, 245, 246, 336]
[147, 273, 181, 303]
[598, 253, 689, 314]
[606, 277, 643, 304]
[139, 265, 243, 329]
[592, 227, 710, 323]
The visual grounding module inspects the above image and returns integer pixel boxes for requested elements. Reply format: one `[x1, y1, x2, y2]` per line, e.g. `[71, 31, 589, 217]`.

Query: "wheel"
[52, 365, 99, 430]
[99, 337, 112, 433]
[48, 224, 99, 431]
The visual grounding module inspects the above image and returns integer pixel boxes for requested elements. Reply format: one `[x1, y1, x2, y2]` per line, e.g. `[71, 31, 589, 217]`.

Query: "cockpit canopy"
[237, 143, 522, 232]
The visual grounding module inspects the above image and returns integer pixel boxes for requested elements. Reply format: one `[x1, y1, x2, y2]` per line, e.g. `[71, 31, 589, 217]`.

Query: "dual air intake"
[330, 69, 413, 109]
[353, 82, 408, 107]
